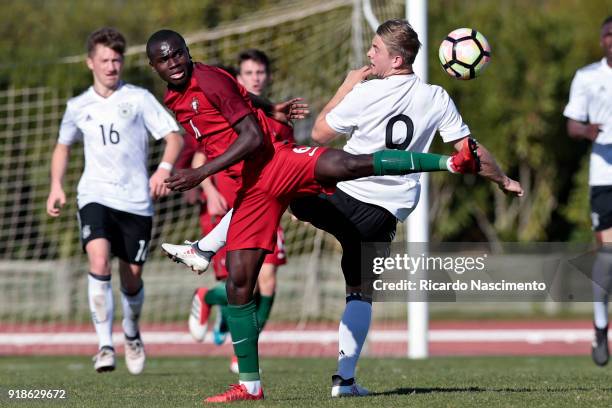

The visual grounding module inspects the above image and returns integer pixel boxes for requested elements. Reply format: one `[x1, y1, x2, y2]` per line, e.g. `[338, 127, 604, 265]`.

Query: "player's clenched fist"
[165, 167, 207, 192]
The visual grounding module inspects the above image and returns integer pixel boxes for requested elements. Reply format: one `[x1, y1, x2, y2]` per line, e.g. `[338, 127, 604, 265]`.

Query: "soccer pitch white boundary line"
[0, 329, 592, 346]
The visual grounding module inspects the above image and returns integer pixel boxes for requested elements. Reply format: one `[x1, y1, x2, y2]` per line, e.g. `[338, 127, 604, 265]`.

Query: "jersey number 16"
[99, 123, 120, 145]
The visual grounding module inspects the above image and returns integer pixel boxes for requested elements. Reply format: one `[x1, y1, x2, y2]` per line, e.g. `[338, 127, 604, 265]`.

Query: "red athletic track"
[0, 321, 593, 357]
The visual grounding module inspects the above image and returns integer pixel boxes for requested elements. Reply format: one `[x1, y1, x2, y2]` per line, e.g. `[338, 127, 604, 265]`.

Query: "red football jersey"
[266, 116, 295, 144]
[164, 63, 274, 178]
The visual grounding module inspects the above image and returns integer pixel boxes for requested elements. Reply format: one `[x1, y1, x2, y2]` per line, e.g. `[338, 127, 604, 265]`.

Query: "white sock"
[88, 273, 114, 349]
[121, 285, 144, 338]
[592, 250, 612, 329]
[337, 299, 372, 380]
[197, 208, 232, 253]
[594, 301, 608, 329]
[239, 380, 261, 395]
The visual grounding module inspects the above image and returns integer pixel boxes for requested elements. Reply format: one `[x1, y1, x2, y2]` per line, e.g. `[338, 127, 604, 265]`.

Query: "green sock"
[256, 293, 275, 332]
[372, 150, 449, 176]
[219, 305, 229, 333]
[227, 300, 260, 381]
[204, 281, 228, 305]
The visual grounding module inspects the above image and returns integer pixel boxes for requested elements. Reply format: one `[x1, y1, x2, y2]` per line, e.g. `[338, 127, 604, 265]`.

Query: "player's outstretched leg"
[161, 210, 233, 273]
[314, 137, 480, 185]
[204, 249, 265, 403]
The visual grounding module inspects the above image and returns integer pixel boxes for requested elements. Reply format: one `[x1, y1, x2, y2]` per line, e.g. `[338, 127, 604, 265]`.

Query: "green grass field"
[1, 356, 612, 407]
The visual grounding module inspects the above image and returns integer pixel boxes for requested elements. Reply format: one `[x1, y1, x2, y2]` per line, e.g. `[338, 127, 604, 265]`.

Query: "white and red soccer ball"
[439, 28, 491, 80]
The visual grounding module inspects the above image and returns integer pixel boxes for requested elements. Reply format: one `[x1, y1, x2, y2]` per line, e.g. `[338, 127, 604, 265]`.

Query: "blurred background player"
[564, 15, 612, 367]
[177, 50, 298, 374]
[45, 27, 183, 374]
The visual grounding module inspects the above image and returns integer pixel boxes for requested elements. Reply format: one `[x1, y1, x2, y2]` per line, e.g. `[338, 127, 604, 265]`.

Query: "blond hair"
[376, 19, 421, 67]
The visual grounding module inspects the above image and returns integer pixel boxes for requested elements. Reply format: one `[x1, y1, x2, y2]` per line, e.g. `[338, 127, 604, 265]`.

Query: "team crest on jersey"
[82, 225, 91, 240]
[191, 97, 200, 113]
[118, 102, 134, 119]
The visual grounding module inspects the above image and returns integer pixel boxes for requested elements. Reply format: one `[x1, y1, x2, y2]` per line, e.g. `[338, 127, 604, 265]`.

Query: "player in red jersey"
[146, 29, 487, 403]
[182, 53, 297, 374]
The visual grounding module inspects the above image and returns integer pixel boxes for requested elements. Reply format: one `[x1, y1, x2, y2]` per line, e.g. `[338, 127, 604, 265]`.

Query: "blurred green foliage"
[428, 0, 609, 243]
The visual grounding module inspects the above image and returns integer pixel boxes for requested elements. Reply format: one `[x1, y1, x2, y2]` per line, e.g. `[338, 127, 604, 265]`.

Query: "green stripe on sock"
[372, 150, 450, 176]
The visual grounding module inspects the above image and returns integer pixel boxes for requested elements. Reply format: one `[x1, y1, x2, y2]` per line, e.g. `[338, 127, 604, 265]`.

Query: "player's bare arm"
[165, 114, 264, 192]
[456, 137, 523, 196]
[193, 151, 229, 216]
[149, 131, 183, 198]
[312, 66, 371, 143]
[46, 143, 70, 217]
[566, 118, 602, 142]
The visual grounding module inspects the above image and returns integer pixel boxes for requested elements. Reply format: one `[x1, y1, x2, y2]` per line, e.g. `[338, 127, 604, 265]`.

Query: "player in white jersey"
[564, 16, 612, 367]
[45, 28, 182, 374]
[295, 18, 520, 396]
[161, 19, 522, 396]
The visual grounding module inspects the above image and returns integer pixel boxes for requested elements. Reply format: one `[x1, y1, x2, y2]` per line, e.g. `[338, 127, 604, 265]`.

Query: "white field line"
[0, 329, 592, 346]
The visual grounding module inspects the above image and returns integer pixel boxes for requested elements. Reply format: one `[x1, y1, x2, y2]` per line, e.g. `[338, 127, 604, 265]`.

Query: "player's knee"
[89, 256, 110, 275]
[226, 278, 254, 304]
[343, 155, 368, 177]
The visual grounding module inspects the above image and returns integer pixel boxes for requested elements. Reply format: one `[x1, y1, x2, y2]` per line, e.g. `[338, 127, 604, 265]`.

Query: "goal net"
[0, 0, 413, 357]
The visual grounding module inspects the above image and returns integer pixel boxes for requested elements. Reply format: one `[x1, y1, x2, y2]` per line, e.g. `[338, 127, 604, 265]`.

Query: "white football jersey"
[58, 82, 179, 216]
[564, 58, 612, 186]
[326, 74, 470, 221]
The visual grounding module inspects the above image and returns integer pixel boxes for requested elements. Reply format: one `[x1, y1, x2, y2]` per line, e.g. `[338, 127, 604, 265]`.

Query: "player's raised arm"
[455, 137, 523, 197]
[165, 114, 263, 192]
[312, 66, 371, 144]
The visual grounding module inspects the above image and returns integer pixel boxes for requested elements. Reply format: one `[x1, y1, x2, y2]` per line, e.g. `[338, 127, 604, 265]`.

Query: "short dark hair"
[376, 19, 421, 66]
[602, 16, 612, 28]
[87, 27, 126, 56]
[215, 64, 238, 78]
[146, 29, 187, 61]
[237, 49, 270, 74]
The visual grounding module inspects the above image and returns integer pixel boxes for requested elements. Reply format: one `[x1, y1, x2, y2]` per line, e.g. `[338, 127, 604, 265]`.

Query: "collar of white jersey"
[385, 73, 416, 79]
[89, 80, 126, 100]
[601, 58, 612, 74]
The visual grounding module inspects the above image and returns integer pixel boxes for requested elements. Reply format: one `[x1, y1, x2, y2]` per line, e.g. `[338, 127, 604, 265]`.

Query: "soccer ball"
[438, 28, 491, 80]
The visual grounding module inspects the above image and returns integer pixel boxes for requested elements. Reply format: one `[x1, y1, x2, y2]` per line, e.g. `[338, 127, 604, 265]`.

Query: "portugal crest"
[191, 97, 200, 113]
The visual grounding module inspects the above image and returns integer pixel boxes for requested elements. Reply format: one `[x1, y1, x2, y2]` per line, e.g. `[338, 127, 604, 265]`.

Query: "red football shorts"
[226, 142, 333, 253]
[199, 171, 287, 280]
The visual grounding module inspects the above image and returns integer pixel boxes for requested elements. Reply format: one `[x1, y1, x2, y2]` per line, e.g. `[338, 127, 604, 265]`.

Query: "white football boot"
[161, 241, 214, 274]
[188, 288, 211, 342]
[125, 337, 146, 375]
[331, 375, 369, 397]
[93, 346, 116, 373]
